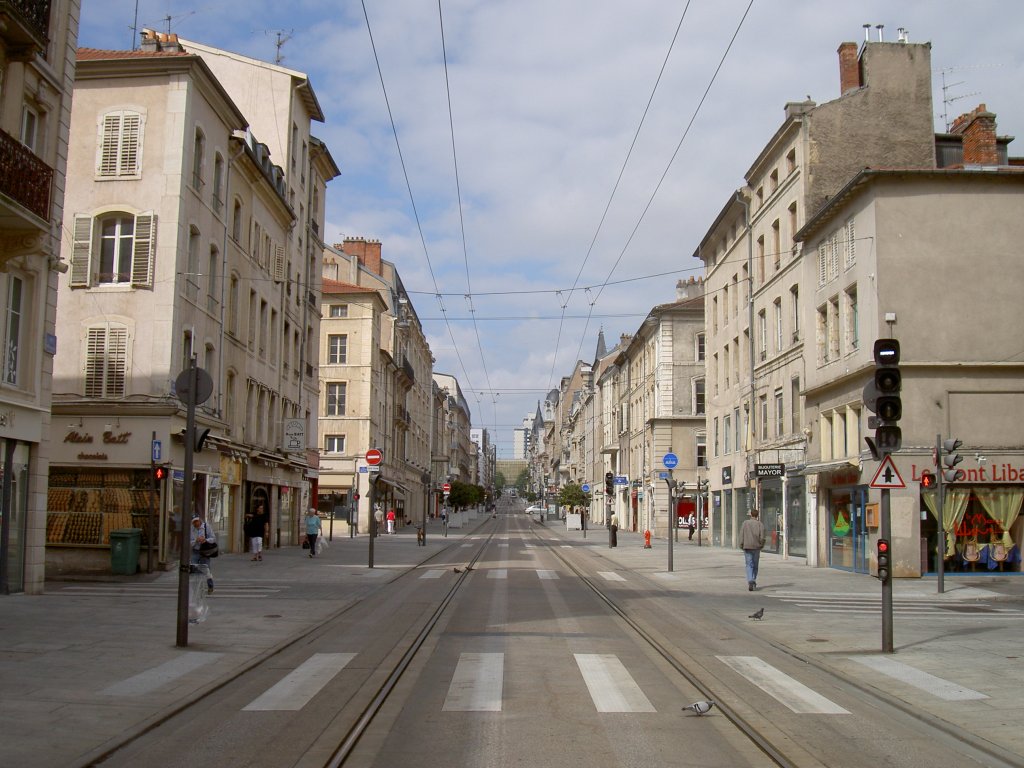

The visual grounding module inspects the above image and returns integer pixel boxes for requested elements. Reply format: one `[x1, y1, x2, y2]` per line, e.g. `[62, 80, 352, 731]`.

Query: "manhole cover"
[807, 638, 829, 643]
[263, 614, 282, 618]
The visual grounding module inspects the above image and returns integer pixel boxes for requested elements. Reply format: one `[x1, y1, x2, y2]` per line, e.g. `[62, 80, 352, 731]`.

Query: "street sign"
[367, 465, 380, 473]
[152, 440, 161, 462]
[870, 455, 906, 489]
[663, 452, 679, 469]
[442, 482, 451, 493]
[581, 483, 590, 492]
[614, 475, 628, 486]
[359, 466, 368, 473]
[365, 448, 383, 466]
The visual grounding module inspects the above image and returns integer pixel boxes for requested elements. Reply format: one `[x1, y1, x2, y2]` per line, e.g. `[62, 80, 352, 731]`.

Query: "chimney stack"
[838, 42, 861, 94]
[950, 104, 999, 166]
[343, 237, 383, 275]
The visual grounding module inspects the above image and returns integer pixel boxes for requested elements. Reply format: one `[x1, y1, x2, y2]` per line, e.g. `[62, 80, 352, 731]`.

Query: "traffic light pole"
[880, 484, 893, 653]
[176, 359, 198, 648]
[665, 473, 675, 573]
[935, 433, 945, 595]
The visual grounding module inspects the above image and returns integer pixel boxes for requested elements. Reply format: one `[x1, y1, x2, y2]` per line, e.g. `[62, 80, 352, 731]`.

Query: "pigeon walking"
[453, 567, 462, 573]
[749, 607, 764, 620]
[682, 700, 715, 716]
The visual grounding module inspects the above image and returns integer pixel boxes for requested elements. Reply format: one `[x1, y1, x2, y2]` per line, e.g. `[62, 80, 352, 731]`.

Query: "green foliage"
[556, 482, 590, 510]
[514, 467, 530, 492]
[494, 471, 507, 489]
[447, 481, 486, 510]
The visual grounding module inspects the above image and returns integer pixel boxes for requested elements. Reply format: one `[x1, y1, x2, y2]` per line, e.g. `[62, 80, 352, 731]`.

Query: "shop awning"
[798, 459, 862, 475]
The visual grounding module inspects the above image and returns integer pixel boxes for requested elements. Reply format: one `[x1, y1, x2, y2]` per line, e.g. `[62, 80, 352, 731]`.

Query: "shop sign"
[722, 467, 732, 485]
[755, 463, 785, 478]
[911, 463, 1024, 484]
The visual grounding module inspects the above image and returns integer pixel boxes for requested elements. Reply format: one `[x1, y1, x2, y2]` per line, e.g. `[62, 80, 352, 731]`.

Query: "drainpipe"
[737, 190, 756, 517]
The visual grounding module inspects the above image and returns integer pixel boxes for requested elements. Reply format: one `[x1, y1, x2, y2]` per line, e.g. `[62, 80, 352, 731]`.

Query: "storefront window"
[48, 467, 154, 548]
[786, 477, 807, 558]
[828, 486, 867, 572]
[761, 481, 783, 554]
[923, 486, 1022, 573]
[1, 442, 30, 593]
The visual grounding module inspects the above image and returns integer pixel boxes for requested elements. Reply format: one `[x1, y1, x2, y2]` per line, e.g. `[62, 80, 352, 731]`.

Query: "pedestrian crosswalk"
[772, 591, 1024, 619]
[55, 582, 288, 599]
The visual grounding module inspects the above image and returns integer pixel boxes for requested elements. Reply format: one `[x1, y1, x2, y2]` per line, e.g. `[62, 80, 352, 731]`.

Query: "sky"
[78, 1, 1024, 458]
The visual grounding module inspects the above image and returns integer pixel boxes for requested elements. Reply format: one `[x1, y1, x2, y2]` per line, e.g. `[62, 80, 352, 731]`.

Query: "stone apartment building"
[433, 372, 473, 487]
[699, 37, 1023, 577]
[318, 238, 434, 531]
[49, 34, 320, 574]
[0, 0, 79, 593]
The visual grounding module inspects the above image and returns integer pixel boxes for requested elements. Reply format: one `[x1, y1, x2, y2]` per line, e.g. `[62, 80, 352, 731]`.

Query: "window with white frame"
[70, 211, 156, 288]
[328, 334, 347, 365]
[3, 276, 24, 385]
[790, 285, 799, 340]
[228, 274, 239, 336]
[723, 343, 730, 388]
[791, 377, 801, 434]
[192, 127, 205, 191]
[759, 394, 768, 440]
[821, 413, 833, 461]
[757, 310, 767, 360]
[773, 298, 783, 351]
[713, 353, 719, 395]
[97, 110, 143, 178]
[772, 219, 781, 271]
[696, 333, 705, 362]
[329, 304, 348, 318]
[21, 104, 40, 153]
[212, 153, 225, 215]
[185, 227, 200, 302]
[325, 435, 345, 453]
[207, 245, 219, 315]
[693, 377, 705, 415]
[845, 285, 859, 350]
[723, 414, 731, 453]
[696, 434, 707, 468]
[326, 382, 346, 416]
[84, 324, 129, 397]
[844, 218, 856, 268]
[828, 296, 840, 360]
[816, 303, 828, 364]
[734, 406, 741, 451]
[713, 417, 719, 457]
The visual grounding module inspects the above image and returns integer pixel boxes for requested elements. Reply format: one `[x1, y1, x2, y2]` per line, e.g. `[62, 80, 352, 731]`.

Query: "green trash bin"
[110, 528, 142, 575]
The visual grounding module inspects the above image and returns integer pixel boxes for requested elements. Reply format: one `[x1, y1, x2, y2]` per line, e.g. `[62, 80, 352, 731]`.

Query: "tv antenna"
[268, 29, 294, 65]
[938, 68, 981, 131]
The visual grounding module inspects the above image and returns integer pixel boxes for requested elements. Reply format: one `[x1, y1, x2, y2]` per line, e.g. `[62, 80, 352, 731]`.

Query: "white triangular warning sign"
[870, 454, 906, 489]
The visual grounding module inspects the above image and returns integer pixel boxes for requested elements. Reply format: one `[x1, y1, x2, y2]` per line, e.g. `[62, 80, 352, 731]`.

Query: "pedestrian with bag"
[609, 512, 619, 548]
[687, 512, 696, 541]
[246, 502, 269, 561]
[305, 508, 322, 557]
[740, 508, 766, 591]
[190, 514, 217, 594]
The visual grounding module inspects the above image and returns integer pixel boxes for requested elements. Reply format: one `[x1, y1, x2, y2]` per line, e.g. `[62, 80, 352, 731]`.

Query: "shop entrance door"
[828, 486, 869, 573]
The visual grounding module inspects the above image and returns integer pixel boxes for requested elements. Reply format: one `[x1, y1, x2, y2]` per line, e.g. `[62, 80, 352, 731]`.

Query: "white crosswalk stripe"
[773, 591, 1024, 618]
[487, 569, 508, 579]
[243, 653, 356, 711]
[536, 570, 559, 580]
[102, 652, 222, 697]
[56, 583, 285, 598]
[443, 652, 504, 711]
[419, 570, 445, 579]
[850, 656, 988, 700]
[575, 654, 655, 713]
[717, 656, 849, 714]
[598, 571, 626, 582]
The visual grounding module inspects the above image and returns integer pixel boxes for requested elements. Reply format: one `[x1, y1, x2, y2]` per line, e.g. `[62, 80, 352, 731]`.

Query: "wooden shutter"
[106, 327, 128, 396]
[273, 244, 285, 282]
[817, 244, 827, 287]
[130, 212, 156, 287]
[97, 114, 120, 176]
[120, 113, 142, 176]
[71, 214, 93, 287]
[84, 327, 105, 397]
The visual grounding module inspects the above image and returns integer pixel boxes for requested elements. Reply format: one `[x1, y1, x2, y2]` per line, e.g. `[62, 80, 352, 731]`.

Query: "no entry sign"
[365, 448, 383, 466]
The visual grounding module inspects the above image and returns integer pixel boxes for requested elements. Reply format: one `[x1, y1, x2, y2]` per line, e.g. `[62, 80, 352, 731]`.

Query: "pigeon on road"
[682, 700, 716, 716]
[453, 567, 462, 573]
[749, 608, 765, 620]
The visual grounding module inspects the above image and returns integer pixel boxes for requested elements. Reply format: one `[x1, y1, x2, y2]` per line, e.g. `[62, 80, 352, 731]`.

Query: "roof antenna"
[272, 30, 293, 65]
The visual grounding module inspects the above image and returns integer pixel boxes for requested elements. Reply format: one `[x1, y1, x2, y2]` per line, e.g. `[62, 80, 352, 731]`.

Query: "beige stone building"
[319, 238, 434, 531]
[0, 0, 79, 593]
[50, 33, 319, 574]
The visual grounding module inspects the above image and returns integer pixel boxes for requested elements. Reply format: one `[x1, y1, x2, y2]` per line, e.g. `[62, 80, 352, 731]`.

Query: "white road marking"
[101, 652, 222, 696]
[419, 570, 445, 579]
[717, 656, 849, 714]
[536, 570, 559, 580]
[574, 654, 655, 713]
[487, 569, 508, 579]
[598, 571, 626, 582]
[461, 544, 473, 548]
[850, 656, 988, 701]
[243, 653, 356, 711]
[443, 652, 504, 711]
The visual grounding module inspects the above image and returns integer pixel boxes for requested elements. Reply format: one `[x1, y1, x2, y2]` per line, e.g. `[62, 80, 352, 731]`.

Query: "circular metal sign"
[174, 367, 214, 405]
[365, 448, 383, 466]
[442, 482, 451, 492]
[662, 452, 679, 469]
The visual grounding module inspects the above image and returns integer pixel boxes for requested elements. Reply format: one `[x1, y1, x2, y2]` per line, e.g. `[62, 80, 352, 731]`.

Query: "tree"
[557, 482, 590, 510]
[495, 470, 507, 489]
[514, 467, 530, 494]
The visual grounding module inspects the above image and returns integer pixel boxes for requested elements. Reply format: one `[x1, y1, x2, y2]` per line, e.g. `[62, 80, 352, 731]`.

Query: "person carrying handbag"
[190, 514, 217, 594]
[305, 508, 323, 558]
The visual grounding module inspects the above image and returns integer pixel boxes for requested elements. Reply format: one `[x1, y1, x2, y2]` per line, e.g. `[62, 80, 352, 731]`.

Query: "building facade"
[0, 0, 79, 593]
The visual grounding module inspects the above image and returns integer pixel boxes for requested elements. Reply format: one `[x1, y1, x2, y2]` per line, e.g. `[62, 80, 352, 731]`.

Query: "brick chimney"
[138, 28, 185, 53]
[838, 42, 861, 94]
[949, 104, 999, 166]
[343, 237, 383, 275]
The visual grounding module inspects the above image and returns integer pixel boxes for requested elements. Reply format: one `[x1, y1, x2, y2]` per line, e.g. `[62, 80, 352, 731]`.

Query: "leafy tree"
[514, 467, 530, 493]
[557, 482, 590, 510]
[494, 471, 507, 489]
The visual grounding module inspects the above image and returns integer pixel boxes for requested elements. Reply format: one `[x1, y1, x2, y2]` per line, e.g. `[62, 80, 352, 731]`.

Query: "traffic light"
[941, 438, 963, 483]
[353, 493, 360, 501]
[864, 339, 902, 457]
[152, 464, 168, 484]
[605, 472, 614, 495]
[876, 538, 891, 583]
[920, 470, 936, 490]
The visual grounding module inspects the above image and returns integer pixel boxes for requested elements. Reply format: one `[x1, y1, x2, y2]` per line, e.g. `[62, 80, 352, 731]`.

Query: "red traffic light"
[877, 539, 889, 554]
[920, 471, 936, 489]
[153, 465, 167, 482]
[353, 493, 360, 501]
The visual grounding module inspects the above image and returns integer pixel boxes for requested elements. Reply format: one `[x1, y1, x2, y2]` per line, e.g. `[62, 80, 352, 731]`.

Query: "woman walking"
[305, 508, 323, 557]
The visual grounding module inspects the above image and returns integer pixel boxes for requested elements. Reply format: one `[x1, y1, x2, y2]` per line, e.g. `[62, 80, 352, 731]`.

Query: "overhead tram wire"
[361, 0, 477, 399]
[569, 0, 756, 366]
[437, 0, 499, 437]
[545, 1, 694, 391]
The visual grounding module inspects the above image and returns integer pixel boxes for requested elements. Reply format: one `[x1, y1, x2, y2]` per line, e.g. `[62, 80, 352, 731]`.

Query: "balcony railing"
[0, 128, 51, 221]
[0, 0, 51, 58]
[394, 404, 410, 425]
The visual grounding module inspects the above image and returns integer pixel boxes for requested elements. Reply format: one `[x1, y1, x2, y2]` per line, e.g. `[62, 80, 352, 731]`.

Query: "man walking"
[740, 508, 766, 591]
[609, 512, 619, 548]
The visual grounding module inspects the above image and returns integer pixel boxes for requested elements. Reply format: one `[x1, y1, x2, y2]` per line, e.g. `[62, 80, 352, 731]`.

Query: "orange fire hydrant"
[644, 529, 652, 549]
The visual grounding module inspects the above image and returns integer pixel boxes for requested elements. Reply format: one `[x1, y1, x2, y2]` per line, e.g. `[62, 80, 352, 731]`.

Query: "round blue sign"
[581, 483, 590, 493]
[663, 452, 679, 469]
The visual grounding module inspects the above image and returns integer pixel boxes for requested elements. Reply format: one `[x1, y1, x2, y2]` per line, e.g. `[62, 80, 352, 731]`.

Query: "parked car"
[525, 504, 545, 514]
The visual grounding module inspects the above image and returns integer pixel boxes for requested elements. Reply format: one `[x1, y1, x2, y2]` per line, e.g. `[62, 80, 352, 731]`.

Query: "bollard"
[644, 530, 652, 549]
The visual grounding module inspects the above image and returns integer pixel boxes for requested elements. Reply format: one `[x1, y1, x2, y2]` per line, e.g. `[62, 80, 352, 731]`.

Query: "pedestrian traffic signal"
[605, 472, 614, 495]
[876, 538, 891, 583]
[152, 465, 168, 484]
[864, 339, 902, 457]
[353, 493, 360, 501]
[941, 438, 963, 483]
[920, 471, 936, 489]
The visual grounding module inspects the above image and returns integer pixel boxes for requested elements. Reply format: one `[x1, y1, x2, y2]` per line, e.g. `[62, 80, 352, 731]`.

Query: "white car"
[525, 504, 545, 514]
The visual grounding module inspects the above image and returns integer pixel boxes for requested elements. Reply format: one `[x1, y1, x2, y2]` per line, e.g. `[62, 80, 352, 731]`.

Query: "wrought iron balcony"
[0, 128, 51, 221]
[0, 0, 51, 59]
[394, 404, 410, 426]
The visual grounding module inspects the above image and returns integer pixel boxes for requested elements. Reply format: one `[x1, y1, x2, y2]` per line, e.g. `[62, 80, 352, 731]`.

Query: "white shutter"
[97, 114, 120, 176]
[817, 244, 827, 287]
[130, 211, 156, 287]
[273, 244, 285, 282]
[106, 327, 128, 396]
[84, 327, 105, 397]
[71, 214, 93, 287]
[828, 233, 839, 280]
[845, 219, 856, 267]
[120, 113, 141, 176]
